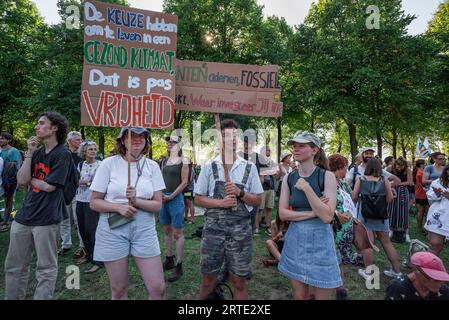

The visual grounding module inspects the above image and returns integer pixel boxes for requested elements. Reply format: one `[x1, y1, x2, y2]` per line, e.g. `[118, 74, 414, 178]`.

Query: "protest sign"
[174, 60, 282, 118]
[81, 0, 177, 128]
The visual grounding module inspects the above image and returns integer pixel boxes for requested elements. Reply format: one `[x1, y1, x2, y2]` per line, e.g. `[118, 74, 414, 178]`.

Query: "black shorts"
[3, 184, 17, 198]
[275, 240, 284, 253]
[415, 198, 429, 207]
[183, 191, 194, 200]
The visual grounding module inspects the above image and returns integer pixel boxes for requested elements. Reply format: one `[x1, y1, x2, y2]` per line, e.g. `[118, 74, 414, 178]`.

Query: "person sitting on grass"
[385, 251, 449, 300]
[263, 212, 289, 266]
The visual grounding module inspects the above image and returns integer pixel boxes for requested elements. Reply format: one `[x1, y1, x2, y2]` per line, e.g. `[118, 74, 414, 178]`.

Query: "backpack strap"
[352, 165, 358, 188]
[241, 163, 252, 185]
[211, 161, 220, 181]
[287, 170, 298, 193]
[317, 167, 326, 193]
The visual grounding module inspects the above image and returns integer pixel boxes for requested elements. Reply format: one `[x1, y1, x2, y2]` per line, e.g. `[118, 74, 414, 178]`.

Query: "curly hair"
[78, 141, 98, 160]
[328, 154, 349, 172]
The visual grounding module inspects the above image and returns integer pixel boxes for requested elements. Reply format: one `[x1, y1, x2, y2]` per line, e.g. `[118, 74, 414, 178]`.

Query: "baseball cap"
[116, 127, 149, 140]
[165, 135, 180, 144]
[361, 147, 376, 153]
[280, 152, 292, 162]
[411, 251, 449, 281]
[287, 131, 321, 148]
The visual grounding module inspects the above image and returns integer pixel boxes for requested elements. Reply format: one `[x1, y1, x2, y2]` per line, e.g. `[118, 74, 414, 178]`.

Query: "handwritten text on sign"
[174, 60, 282, 118]
[80, 1, 178, 128]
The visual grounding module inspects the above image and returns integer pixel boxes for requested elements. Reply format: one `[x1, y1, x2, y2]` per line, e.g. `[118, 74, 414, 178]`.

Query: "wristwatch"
[238, 189, 245, 199]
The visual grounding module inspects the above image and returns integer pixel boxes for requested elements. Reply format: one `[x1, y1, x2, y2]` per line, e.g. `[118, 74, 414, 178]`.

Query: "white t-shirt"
[76, 160, 101, 203]
[194, 155, 264, 212]
[90, 155, 165, 204]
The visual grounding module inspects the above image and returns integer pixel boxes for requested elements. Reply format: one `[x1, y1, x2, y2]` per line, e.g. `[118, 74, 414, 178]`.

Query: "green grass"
[1, 191, 448, 300]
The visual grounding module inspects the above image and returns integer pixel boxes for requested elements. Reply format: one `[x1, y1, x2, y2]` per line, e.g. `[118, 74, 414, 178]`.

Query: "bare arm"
[422, 170, 432, 186]
[297, 171, 337, 224]
[195, 194, 237, 209]
[17, 136, 40, 186]
[388, 174, 401, 188]
[278, 176, 317, 222]
[90, 191, 137, 217]
[134, 190, 163, 213]
[352, 178, 361, 202]
[397, 168, 413, 186]
[240, 192, 262, 207]
[30, 178, 56, 193]
[385, 179, 394, 203]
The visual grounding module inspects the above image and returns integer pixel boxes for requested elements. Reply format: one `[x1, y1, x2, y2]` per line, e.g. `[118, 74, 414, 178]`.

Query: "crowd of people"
[1, 112, 449, 300]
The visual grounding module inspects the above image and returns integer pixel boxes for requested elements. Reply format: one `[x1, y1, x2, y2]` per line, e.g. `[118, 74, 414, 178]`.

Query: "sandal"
[84, 264, 103, 274]
[75, 257, 88, 266]
[0, 224, 10, 232]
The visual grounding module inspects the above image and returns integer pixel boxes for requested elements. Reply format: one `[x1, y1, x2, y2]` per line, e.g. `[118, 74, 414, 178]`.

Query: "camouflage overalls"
[200, 161, 253, 278]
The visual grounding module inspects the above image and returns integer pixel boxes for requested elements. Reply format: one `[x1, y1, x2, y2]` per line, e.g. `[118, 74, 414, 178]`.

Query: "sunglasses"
[437, 158, 446, 161]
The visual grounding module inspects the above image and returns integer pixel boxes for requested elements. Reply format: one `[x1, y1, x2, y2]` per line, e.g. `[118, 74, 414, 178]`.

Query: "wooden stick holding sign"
[127, 126, 132, 188]
[214, 113, 237, 211]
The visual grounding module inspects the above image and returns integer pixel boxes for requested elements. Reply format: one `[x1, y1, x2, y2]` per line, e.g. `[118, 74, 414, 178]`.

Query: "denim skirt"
[278, 218, 342, 289]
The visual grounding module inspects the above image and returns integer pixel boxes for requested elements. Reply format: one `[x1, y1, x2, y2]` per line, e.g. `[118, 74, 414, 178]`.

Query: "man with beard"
[346, 147, 400, 190]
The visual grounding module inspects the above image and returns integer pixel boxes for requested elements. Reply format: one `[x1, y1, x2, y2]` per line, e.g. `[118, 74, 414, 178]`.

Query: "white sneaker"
[405, 234, 411, 243]
[384, 269, 403, 278]
[358, 268, 372, 281]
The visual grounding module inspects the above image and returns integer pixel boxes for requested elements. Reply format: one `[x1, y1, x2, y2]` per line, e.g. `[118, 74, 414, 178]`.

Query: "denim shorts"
[278, 218, 342, 289]
[360, 217, 390, 232]
[94, 211, 160, 262]
[159, 192, 185, 228]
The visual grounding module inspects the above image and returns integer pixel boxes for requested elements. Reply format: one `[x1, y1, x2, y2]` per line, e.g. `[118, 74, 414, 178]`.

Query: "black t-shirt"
[14, 144, 72, 226]
[68, 146, 83, 167]
[385, 276, 449, 300]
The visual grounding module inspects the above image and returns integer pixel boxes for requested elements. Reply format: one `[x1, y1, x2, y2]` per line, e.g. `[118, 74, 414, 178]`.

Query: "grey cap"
[287, 131, 321, 148]
[116, 127, 149, 140]
[280, 152, 292, 162]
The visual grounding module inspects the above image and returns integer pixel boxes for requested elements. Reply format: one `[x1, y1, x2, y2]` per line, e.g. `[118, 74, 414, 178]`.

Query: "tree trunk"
[98, 127, 105, 157]
[277, 117, 282, 163]
[348, 122, 358, 164]
[174, 110, 183, 129]
[0, 110, 4, 133]
[400, 137, 407, 159]
[392, 128, 398, 159]
[80, 126, 85, 140]
[376, 130, 383, 159]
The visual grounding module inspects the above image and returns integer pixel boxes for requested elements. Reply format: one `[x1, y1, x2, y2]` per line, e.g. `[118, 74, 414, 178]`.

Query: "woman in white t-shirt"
[75, 141, 102, 273]
[90, 127, 166, 300]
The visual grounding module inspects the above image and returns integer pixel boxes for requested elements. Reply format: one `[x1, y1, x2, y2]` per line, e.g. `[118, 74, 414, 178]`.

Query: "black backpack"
[1, 148, 19, 186]
[63, 157, 80, 205]
[359, 176, 388, 221]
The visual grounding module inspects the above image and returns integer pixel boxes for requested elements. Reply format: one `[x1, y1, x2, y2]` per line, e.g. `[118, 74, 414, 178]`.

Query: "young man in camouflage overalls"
[195, 119, 263, 300]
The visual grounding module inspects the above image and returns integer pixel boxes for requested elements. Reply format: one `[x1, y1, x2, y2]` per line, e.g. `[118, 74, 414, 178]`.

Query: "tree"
[289, 0, 438, 161]
[0, 0, 45, 132]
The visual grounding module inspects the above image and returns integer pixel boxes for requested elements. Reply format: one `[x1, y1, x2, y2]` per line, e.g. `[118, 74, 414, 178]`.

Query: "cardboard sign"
[81, 0, 177, 128]
[174, 60, 282, 118]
